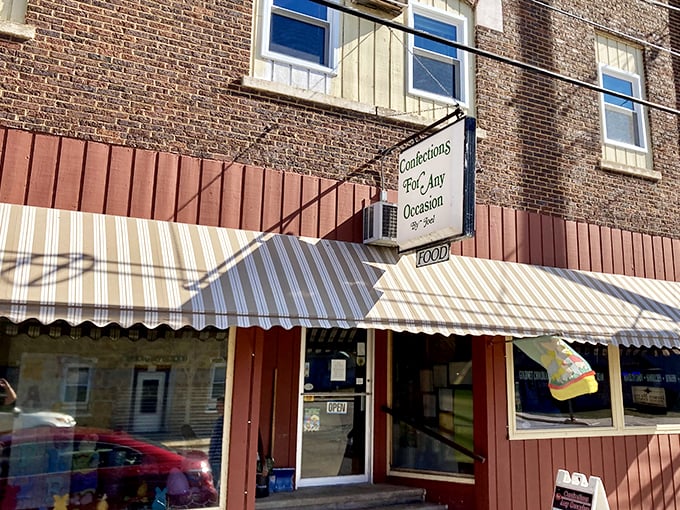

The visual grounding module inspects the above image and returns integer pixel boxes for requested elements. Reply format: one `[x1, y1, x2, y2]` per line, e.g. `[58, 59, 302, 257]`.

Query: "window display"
[391, 332, 473, 476]
[511, 340, 680, 435]
[620, 347, 680, 426]
[512, 341, 612, 430]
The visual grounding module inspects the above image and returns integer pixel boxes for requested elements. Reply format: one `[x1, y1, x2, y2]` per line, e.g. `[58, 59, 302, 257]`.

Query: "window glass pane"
[513, 340, 612, 429]
[211, 364, 226, 400]
[0, 320, 226, 508]
[603, 73, 634, 109]
[271, 13, 327, 65]
[414, 14, 457, 59]
[274, 0, 326, 20]
[413, 54, 456, 98]
[621, 347, 680, 426]
[605, 107, 639, 146]
[391, 332, 473, 476]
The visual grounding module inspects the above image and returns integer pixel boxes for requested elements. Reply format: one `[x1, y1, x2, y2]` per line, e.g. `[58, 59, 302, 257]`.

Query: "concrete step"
[255, 483, 446, 510]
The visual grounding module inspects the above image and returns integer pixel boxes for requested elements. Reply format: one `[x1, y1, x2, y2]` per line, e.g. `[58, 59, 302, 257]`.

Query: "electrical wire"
[526, 0, 680, 60]
[309, 0, 680, 117]
[642, 0, 680, 14]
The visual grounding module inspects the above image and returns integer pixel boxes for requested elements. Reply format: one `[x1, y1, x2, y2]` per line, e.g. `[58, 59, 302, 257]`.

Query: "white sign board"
[397, 119, 467, 252]
[552, 469, 610, 510]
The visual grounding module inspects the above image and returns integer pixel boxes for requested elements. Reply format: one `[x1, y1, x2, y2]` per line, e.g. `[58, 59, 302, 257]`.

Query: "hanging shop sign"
[397, 116, 476, 252]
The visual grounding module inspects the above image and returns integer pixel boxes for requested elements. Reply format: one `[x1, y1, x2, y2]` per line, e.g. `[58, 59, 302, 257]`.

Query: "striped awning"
[1, 203, 680, 347]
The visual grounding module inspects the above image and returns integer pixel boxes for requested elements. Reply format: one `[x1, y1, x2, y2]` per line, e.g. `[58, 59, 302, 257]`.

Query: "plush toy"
[96, 494, 108, 510]
[151, 487, 167, 510]
[137, 481, 148, 500]
[52, 494, 69, 510]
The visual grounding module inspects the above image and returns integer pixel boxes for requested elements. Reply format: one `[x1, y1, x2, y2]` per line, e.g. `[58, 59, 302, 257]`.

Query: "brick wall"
[1, 0, 680, 237]
[0, 0, 409, 189]
[475, 0, 680, 238]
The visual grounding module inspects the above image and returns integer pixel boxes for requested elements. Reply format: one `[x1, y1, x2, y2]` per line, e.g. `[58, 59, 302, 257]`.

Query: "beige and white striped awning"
[1, 203, 680, 347]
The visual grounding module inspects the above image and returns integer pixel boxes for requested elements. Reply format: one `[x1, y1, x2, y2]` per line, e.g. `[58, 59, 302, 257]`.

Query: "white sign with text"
[397, 119, 466, 252]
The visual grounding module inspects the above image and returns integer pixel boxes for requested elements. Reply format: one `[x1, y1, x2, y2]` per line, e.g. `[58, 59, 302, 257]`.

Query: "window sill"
[0, 20, 36, 40]
[509, 424, 680, 440]
[600, 160, 661, 182]
[241, 76, 441, 127]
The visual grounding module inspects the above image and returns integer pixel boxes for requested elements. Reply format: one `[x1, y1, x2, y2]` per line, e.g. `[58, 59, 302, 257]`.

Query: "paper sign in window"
[330, 359, 346, 381]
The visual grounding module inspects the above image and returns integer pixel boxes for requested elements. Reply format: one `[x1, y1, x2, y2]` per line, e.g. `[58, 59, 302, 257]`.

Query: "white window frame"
[598, 64, 648, 153]
[207, 361, 226, 411]
[260, 0, 340, 75]
[61, 362, 94, 408]
[407, 3, 469, 106]
[0, 0, 35, 39]
[507, 342, 680, 439]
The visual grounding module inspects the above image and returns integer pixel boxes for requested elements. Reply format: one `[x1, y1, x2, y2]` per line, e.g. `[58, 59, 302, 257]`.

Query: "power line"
[526, 0, 680, 60]
[309, 0, 680, 117]
[642, 0, 680, 14]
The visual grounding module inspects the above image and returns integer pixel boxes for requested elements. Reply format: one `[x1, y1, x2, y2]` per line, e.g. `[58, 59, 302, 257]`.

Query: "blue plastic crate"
[269, 467, 295, 492]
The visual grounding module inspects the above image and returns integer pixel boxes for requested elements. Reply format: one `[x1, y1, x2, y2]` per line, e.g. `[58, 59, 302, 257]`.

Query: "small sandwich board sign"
[552, 469, 609, 510]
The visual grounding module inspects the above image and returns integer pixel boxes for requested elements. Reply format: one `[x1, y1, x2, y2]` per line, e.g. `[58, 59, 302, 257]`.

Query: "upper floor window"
[408, 4, 468, 105]
[595, 34, 653, 177]
[599, 66, 646, 150]
[263, 0, 335, 70]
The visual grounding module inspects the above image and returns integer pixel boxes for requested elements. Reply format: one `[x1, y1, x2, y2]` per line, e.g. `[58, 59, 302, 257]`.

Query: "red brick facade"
[2, 0, 679, 237]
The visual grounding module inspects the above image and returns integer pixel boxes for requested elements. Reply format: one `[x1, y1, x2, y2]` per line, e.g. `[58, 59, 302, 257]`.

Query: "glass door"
[296, 328, 371, 487]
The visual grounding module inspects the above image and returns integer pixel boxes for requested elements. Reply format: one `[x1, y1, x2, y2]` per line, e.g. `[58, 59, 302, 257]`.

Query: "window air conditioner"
[362, 201, 398, 246]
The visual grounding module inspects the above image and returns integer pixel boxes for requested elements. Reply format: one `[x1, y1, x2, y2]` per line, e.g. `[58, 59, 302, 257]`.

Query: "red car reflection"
[0, 427, 218, 510]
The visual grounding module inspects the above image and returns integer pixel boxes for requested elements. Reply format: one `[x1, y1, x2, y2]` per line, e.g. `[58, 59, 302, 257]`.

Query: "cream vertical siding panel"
[289, 66, 310, 90]
[357, 18, 377, 105]
[340, 11, 360, 102]
[433, 0, 450, 11]
[272, 62, 292, 85]
[10, 0, 27, 23]
[0, 1, 10, 21]
[619, 45, 635, 73]
[253, 59, 273, 82]
[308, 69, 329, 93]
[373, 24, 392, 109]
[604, 38, 618, 68]
[388, 24, 407, 112]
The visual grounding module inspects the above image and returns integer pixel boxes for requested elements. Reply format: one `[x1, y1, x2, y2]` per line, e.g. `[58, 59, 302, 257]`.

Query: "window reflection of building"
[0, 319, 227, 509]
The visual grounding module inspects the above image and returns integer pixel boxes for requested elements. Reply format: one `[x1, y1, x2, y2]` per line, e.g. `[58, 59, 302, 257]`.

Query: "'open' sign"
[327, 401, 348, 414]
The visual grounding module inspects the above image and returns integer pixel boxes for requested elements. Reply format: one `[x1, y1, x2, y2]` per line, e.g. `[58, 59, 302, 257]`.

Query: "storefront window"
[0, 319, 226, 509]
[512, 340, 612, 430]
[621, 347, 680, 426]
[391, 332, 473, 476]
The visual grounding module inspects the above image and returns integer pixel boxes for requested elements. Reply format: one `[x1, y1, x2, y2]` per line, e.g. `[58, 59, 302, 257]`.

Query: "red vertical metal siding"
[226, 327, 265, 510]
[3, 128, 680, 510]
[480, 206, 680, 510]
[53, 138, 86, 211]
